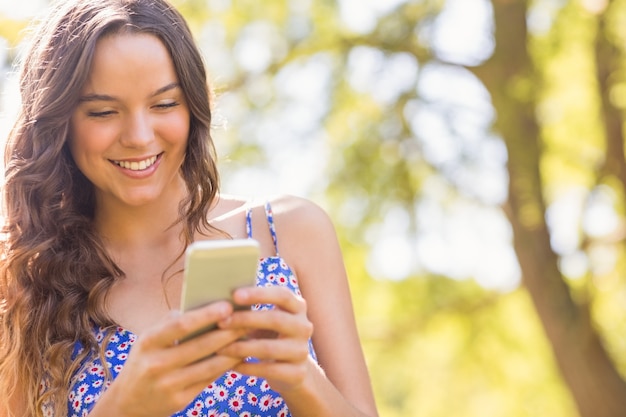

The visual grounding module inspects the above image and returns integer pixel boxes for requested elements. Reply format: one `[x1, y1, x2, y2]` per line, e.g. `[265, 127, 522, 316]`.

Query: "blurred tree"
[473, 1, 626, 415]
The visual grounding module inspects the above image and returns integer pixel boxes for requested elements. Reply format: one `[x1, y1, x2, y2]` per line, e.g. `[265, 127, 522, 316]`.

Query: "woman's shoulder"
[211, 193, 337, 254]
[255, 194, 335, 236]
[214, 193, 332, 225]
[266, 195, 340, 261]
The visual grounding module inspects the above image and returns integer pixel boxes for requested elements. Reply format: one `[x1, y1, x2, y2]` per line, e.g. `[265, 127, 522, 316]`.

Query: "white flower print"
[204, 396, 216, 408]
[228, 396, 244, 412]
[247, 392, 259, 406]
[259, 395, 273, 412]
[260, 381, 270, 392]
[276, 273, 288, 286]
[214, 386, 228, 402]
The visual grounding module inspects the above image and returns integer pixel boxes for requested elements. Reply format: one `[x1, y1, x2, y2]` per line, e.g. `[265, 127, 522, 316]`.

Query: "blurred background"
[2, 0, 626, 416]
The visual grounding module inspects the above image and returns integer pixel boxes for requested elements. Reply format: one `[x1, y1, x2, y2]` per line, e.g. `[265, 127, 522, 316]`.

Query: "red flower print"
[247, 393, 258, 406]
[259, 394, 273, 411]
[204, 396, 216, 407]
[215, 386, 228, 401]
[88, 365, 102, 375]
[228, 396, 243, 412]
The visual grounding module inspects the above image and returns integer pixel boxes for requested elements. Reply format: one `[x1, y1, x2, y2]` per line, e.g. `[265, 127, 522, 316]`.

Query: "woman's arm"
[219, 195, 379, 417]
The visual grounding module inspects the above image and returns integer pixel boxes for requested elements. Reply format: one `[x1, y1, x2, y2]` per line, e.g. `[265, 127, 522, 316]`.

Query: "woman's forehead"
[81, 33, 179, 98]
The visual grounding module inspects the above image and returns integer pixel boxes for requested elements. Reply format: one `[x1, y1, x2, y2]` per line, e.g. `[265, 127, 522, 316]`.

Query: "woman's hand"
[216, 285, 315, 393]
[90, 301, 247, 417]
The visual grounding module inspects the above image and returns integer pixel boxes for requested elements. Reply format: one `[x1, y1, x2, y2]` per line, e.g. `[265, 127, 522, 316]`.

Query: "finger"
[140, 301, 234, 349]
[219, 309, 313, 340]
[218, 337, 310, 362]
[232, 286, 306, 314]
[119, 355, 243, 415]
[167, 354, 242, 393]
[172, 327, 248, 366]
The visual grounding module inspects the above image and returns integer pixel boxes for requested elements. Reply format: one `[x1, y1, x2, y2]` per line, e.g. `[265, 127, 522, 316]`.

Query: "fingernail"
[234, 288, 249, 302]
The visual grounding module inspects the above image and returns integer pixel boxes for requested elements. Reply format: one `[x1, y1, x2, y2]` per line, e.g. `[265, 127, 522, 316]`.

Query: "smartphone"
[179, 239, 260, 340]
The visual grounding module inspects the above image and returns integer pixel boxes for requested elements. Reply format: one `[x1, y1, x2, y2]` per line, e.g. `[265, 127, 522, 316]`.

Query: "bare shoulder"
[268, 194, 335, 236]
[267, 194, 343, 278]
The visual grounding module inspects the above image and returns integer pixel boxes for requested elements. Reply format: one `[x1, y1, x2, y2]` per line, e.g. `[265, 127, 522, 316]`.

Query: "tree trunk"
[473, 1, 626, 415]
[595, 3, 626, 189]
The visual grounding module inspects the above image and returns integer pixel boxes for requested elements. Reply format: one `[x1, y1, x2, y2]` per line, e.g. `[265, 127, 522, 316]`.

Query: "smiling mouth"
[111, 154, 161, 171]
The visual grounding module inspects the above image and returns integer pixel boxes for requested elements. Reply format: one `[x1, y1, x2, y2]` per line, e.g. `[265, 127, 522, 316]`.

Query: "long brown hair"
[0, 0, 219, 415]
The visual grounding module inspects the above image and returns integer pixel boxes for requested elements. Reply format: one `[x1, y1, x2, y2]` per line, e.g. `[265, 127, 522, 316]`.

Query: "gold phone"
[179, 239, 260, 340]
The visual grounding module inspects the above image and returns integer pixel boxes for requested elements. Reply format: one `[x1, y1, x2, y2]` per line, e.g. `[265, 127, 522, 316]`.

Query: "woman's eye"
[87, 110, 115, 118]
[155, 101, 180, 110]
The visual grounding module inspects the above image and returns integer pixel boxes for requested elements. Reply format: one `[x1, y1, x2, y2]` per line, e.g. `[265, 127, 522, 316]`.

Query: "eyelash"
[87, 110, 115, 118]
[156, 102, 179, 109]
[86, 102, 180, 118]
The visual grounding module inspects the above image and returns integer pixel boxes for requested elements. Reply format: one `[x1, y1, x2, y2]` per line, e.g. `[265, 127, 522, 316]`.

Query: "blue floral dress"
[63, 202, 317, 417]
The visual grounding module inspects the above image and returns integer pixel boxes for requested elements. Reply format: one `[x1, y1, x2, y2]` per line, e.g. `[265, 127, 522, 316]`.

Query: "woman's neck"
[93, 181, 188, 253]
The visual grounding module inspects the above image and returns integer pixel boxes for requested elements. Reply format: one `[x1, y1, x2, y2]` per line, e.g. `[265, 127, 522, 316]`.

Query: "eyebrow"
[78, 82, 181, 103]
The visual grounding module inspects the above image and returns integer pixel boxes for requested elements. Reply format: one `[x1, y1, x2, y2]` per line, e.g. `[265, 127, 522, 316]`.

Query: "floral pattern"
[62, 203, 316, 416]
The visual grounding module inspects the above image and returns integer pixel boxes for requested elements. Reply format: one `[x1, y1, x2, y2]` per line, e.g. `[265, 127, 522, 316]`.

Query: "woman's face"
[69, 32, 190, 209]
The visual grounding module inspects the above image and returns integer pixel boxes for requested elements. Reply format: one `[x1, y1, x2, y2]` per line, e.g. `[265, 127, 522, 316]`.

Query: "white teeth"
[114, 155, 157, 171]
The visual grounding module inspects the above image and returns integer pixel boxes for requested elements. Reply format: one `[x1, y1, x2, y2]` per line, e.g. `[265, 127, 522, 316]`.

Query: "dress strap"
[245, 205, 253, 238]
[245, 201, 280, 255]
[264, 201, 279, 256]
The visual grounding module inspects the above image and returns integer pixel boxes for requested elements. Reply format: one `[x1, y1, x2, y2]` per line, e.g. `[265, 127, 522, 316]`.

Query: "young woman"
[0, 0, 378, 416]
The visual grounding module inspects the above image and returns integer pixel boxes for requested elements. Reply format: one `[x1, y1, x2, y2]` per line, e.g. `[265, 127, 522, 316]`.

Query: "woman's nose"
[120, 111, 154, 148]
